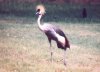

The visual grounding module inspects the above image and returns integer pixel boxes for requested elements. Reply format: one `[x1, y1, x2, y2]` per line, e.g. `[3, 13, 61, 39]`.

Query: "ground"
[0, 19, 100, 72]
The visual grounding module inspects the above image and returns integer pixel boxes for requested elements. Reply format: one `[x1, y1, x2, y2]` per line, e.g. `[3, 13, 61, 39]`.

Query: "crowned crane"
[35, 4, 70, 65]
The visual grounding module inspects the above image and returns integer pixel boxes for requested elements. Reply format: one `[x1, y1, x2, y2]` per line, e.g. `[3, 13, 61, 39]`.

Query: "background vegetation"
[0, 1, 100, 23]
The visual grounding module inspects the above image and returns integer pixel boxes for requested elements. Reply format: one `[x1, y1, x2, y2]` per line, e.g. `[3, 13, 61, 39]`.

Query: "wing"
[53, 26, 70, 48]
[43, 23, 70, 48]
[42, 23, 67, 40]
[55, 28, 66, 37]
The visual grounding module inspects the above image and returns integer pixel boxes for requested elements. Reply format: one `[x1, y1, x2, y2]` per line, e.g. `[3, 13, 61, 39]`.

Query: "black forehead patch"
[37, 9, 40, 12]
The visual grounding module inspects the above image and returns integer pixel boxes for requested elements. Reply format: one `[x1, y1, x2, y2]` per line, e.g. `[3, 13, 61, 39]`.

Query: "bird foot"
[64, 60, 67, 66]
[64, 62, 67, 66]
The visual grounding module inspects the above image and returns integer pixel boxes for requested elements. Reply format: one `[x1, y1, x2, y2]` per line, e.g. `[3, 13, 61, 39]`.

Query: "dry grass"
[0, 20, 100, 72]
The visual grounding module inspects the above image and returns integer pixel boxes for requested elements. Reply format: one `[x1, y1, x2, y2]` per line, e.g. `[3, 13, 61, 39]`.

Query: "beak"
[36, 12, 40, 16]
[36, 9, 40, 15]
[36, 12, 39, 15]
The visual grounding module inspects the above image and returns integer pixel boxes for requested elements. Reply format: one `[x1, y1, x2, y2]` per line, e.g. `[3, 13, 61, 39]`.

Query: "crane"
[35, 4, 70, 65]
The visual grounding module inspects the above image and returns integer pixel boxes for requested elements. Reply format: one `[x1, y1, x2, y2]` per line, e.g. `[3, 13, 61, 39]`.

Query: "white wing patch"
[52, 29, 65, 47]
[41, 24, 66, 47]
[56, 33, 66, 47]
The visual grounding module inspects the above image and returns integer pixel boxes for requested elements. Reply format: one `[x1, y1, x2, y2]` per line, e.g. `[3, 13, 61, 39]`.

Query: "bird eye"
[37, 9, 40, 12]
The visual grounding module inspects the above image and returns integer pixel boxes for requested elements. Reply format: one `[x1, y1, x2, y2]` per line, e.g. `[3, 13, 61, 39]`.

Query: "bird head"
[36, 4, 46, 16]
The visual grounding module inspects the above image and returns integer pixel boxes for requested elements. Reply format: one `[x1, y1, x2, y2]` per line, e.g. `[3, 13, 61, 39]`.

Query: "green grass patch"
[0, 20, 100, 72]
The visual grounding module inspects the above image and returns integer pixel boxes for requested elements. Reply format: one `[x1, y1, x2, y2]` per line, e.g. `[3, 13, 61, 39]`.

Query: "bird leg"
[50, 43, 53, 62]
[48, 38, 53, 62]
[64, 50, 67, 66]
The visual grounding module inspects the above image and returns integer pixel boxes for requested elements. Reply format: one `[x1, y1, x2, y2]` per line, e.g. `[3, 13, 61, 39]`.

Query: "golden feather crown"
[36, 4, 46, 15]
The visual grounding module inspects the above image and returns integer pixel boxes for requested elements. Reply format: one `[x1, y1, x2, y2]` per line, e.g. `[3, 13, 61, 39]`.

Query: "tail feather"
[56, 36, 70, 50]
[56, 41, 64, 49]
[65, 37, 70, 49]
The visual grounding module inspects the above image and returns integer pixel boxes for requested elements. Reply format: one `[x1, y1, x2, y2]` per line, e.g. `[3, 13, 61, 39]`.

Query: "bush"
[0, 2, 100, 23]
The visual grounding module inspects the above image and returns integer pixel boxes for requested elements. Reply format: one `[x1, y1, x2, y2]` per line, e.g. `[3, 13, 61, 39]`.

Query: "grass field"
[0, 18, 100, 72]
